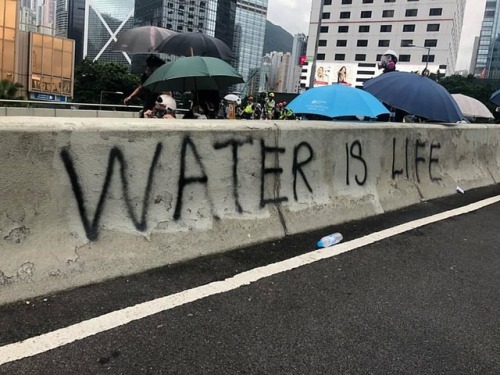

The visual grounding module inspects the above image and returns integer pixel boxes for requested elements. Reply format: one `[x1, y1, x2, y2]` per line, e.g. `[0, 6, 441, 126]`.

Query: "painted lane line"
[1, 194, 500, 366]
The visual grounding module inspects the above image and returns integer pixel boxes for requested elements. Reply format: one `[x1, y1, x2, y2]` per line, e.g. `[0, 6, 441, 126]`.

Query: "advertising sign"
[312, 62, 357, 87]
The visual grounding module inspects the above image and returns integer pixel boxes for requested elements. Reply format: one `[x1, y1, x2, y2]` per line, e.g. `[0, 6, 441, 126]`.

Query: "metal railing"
[0, 99, 192, 117]
[0, 99, 142, 111]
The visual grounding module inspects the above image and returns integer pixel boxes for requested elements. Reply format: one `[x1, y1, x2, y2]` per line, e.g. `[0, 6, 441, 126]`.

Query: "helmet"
[269, 92, 274, 97]
[156, 94, 176, 110]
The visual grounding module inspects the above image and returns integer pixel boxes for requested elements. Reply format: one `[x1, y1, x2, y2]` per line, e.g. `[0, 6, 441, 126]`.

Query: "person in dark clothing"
[124, 54, 166, 117]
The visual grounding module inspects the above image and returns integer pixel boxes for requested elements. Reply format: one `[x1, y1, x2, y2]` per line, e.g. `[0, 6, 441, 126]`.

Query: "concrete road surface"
[0, 185, 499, 374]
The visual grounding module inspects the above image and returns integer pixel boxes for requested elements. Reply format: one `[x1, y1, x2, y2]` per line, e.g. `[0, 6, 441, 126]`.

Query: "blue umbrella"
[286, 84, 389, 119]
[490, 89, 500, 105]
[363, 71, 464, 123]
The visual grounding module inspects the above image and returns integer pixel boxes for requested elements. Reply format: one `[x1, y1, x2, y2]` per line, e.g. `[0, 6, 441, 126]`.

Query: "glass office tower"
[84, 0, 135, 64]
[55, 0, 68, 38]
[68, 0, 85, 62]
[233, 0, 267, 92]
[134, 0, 217, 35]
[0, 0, 17, 81]
[474, 1, 500, 78]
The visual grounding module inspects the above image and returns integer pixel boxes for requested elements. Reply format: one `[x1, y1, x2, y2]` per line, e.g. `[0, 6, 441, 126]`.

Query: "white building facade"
[301, 0, 466, 88]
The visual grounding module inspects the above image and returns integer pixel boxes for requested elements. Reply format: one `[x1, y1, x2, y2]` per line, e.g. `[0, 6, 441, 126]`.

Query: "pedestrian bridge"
[0, 116, 498, 304]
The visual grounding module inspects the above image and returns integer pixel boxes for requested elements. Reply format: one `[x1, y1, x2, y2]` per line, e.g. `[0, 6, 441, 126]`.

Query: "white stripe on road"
[1, 194, 500, 366]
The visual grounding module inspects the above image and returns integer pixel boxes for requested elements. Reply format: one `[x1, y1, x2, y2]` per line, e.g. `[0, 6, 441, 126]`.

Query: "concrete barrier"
[0, 117, 499, 304]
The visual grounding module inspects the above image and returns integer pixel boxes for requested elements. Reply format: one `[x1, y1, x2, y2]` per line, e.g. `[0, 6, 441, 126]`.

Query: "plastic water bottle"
[317, 233, 343, 248]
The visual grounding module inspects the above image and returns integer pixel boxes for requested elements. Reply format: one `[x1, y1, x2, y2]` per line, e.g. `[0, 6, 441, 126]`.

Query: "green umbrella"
[142, 56, 244, 93]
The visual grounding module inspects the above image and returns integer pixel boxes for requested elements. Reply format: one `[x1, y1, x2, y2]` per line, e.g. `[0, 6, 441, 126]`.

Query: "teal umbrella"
[286, 84, 389, 119]
[142, 56, 244, 93]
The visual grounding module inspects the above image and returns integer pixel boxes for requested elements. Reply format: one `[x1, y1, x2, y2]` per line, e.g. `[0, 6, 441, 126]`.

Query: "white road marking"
[1, 195, 500, 366]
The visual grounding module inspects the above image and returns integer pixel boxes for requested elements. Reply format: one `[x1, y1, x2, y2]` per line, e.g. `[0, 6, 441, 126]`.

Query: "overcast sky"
[267, 0, 486, 71]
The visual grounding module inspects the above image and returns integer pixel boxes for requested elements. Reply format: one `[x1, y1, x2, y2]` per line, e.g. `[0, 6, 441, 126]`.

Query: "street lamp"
[99, 91, 124, 105]
[407, 44, 431, 72]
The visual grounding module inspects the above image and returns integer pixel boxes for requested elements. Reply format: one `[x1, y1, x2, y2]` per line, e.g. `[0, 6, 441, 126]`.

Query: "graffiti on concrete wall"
[391, 137, 442, 182]
[61, 135, 442, 241]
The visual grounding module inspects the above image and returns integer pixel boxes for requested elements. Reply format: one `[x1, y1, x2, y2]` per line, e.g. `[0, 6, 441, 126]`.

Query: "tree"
[73, 59, 140, 104]
[0, 79, 24, 99]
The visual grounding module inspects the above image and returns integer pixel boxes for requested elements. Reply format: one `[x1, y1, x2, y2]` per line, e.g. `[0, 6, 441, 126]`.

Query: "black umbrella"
[364, 71, 464, 123]
[112, 26, 176, 54]
[490, 89, 500, 105]
[155, 32, 235, 61]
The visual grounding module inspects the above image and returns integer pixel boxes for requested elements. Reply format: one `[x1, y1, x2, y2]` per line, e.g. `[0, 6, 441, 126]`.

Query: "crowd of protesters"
[123, 55, 297, 121]
[231, 92, 295, 120]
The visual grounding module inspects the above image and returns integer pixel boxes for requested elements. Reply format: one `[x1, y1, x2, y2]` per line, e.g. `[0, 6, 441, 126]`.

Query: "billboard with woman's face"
[313, 63, 356, 87]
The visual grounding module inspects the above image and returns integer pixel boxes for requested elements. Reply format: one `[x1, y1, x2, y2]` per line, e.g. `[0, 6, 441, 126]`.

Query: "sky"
[267, 0, 486, 71]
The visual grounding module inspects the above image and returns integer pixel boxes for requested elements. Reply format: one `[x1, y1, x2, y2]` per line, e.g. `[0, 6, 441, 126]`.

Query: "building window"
[357, 40, 368, 47]
[363, 0, 374, 3]
[359, 25, 370, 32]
[380, 25, 392, 32]
[337, 40, 347, 47]
[338, 26, 349, 33]
[376, 54, 383, 61]
[384, 0, 395, 2]
[322, 12, 331, 19]
[340, 11, 351, 19]
[360, 11, 372, 18]
[401, 39, 413, 47]
[324, 0, 332, 4]
[424, 39, 437, 47]
[335, 54, 346, 61]
[320, 26, 329, 33]
[355, 54, 366, 61]
[427, 24, 440, 32]
[382, 10, 394, 17]
[405, 9, 418, 17]
[341, 0, 351, 4]
[399, 54, 411, 62]
[403, 24, 415, 32]
[429, 8, 442, 16]
[378, 40, 390, 47]
[318, 40, 327, 47]
[422, 55, 435, 63]
[317, 53, 326, 60]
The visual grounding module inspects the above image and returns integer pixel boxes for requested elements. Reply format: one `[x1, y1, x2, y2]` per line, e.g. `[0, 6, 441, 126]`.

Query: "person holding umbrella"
[124, 54, 166, 117]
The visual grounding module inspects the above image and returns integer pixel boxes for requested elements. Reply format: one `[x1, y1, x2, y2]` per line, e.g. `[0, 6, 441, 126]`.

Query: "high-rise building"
[0, 0, 74, 101]
[66, 0, 134, 64]
[472, 1, 500, 78]
[303, 0, 466, 88]
[84, 0, 135, 64]
[67, 0, 85, 62]
[1, 0, 17, 82]
[286, 33, 307, 93]
[233, 0, 267, 92]
[54, 0, 68, 38]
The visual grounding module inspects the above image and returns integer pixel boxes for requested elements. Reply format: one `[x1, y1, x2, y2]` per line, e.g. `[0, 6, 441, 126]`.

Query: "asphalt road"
[0, 185, 499, 374]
